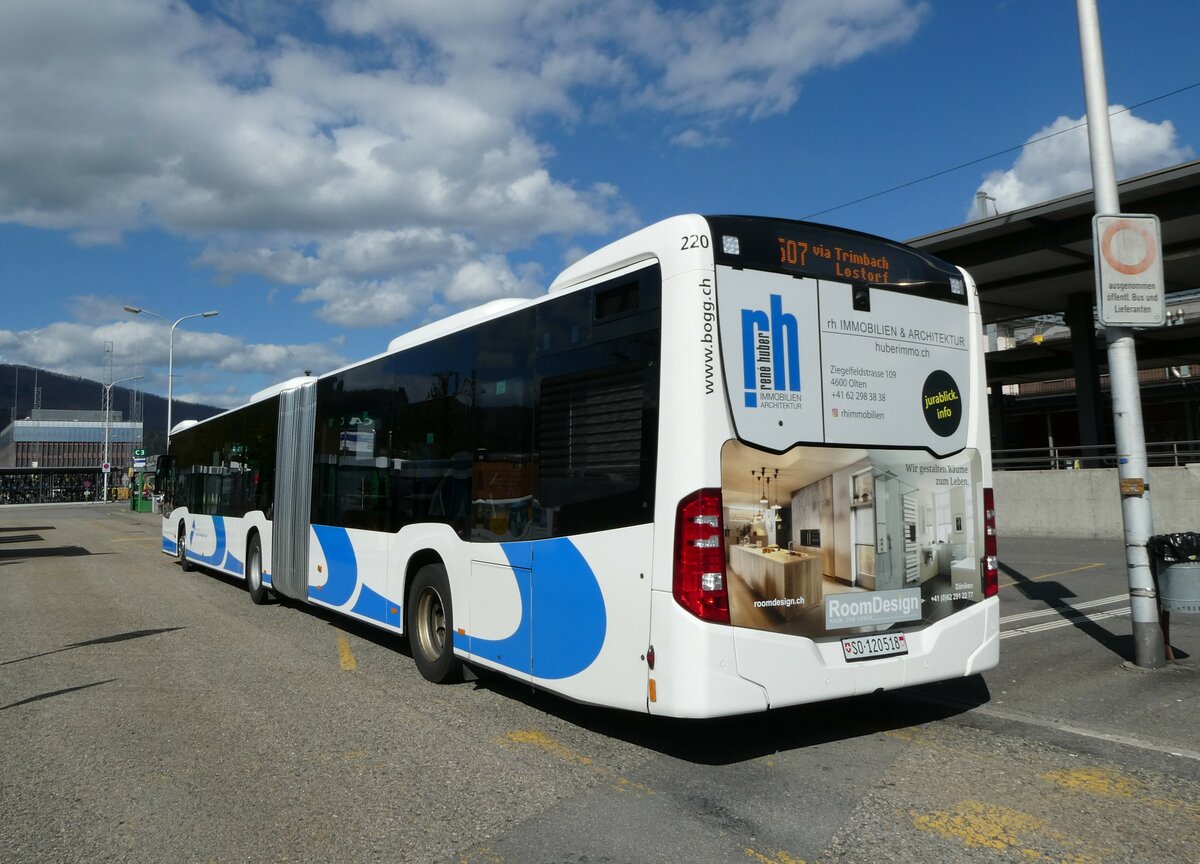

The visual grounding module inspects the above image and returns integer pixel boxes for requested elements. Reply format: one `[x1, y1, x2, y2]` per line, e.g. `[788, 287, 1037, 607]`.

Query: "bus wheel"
[407, 563, 462, 684]
[246, 534, 269, 605]
[177, 526, 194, 571]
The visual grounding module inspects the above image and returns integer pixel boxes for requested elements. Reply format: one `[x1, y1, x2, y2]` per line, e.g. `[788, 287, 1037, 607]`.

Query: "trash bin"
[1147, 533, 1200, 613]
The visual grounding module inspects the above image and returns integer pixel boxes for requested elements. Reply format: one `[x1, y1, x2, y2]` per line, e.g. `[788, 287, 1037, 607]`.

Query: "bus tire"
[246, 533, 269, 605]
[407, 563, 462, 684]
[177, 525, 194, 571]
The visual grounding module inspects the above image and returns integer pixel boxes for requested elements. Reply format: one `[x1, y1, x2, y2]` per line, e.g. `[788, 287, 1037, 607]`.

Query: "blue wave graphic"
[186, 517, 227, 567]
[469, 538, 606, 680]
[311, 524, 359, 607]
[351, 582, 401, 626]
[162, 536, 177, 555]
[310, 526, 401, 625]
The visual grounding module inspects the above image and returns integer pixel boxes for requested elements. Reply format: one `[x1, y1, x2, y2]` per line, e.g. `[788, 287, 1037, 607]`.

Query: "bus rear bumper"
[732, 596, 1000, 710]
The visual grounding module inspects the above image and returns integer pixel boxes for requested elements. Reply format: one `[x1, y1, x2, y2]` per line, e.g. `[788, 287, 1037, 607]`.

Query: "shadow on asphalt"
[999, 559, 1134, 663]
[454, 673, 992, 765]
[1, 627, 186, 667]
[180, 561, 993, 764]
[186, 566, 421, 660]
[318, 595, 991, 764]
[0, 545, 104, 562]
[0, 534, 48, 544]
[1, 679, 118, 711]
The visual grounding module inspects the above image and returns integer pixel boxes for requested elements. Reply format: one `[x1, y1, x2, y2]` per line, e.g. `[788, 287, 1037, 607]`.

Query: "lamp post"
[123, 306, 219, 448]
[102, 374, 143, 503]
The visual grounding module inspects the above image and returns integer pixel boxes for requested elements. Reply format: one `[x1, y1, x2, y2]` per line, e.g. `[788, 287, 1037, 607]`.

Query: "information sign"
[1094, 214, 1165, 327]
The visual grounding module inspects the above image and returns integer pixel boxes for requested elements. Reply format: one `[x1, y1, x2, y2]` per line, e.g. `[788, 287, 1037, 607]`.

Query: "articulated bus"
[156, 215, 998, 718]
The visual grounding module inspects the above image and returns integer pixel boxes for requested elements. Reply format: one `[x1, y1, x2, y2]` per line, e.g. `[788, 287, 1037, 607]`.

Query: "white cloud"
[1, 0, 930, 331]
[445, 256, 543, 304]
[326, 0, 927, 120]
[297, 275, 433, 329]
[0, 308, 347, 407]
[973, 108, 1193, 216]
[670, 128, 730, 149]
[294, 252, 545, 329]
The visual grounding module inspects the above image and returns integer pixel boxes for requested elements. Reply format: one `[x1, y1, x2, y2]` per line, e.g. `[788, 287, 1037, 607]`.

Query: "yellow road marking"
[503, 729, 592, 765]
[1042, 766, 1139, 798]
[744, 847, 808, 864]
[336, 631, 357, 671]
[502, 729, 655, 797]
[882, 727, 937, 747]
[457, 848, 504, 864]
[999, 562, 1104, 590]
[911, 800, 1098, 863]
[611, 775, 655, 796]
[1043, 766, 1200, 818]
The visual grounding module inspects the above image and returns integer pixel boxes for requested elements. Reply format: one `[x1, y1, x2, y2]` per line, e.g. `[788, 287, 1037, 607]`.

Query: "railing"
[993, 440, 1200, 470]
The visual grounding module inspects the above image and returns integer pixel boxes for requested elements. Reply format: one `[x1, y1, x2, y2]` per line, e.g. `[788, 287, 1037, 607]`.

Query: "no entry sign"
[1093, 213, 1165, 327]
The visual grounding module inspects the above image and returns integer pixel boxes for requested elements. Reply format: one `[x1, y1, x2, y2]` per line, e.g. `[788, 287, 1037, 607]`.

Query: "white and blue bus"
[156, 215, 998, 718]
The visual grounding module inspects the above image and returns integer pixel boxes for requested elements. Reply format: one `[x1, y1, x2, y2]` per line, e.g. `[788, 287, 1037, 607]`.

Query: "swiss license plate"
[841, 632, 908, 662]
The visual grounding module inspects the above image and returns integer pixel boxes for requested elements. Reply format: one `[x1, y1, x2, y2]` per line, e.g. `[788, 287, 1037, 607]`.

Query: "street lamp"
[123, 306, 219, 448]
[102, 374, 143, 503]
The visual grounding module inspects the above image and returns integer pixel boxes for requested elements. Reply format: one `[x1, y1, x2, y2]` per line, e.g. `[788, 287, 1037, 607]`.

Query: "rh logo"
[741, 294, 800, 407]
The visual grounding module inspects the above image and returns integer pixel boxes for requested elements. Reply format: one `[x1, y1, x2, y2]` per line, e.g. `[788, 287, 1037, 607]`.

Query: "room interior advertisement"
[721, 443, 984, 639]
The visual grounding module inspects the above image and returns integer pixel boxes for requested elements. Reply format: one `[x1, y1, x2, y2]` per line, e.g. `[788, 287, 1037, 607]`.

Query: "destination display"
[707, 215, 967, 304]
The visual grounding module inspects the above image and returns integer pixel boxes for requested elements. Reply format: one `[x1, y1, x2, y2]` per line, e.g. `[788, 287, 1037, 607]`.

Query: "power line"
[801, 80, 1200, 220]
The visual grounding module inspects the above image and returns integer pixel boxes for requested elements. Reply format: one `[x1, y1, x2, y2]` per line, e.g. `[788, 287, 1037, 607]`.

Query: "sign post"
[1077, 0, 1165, 668]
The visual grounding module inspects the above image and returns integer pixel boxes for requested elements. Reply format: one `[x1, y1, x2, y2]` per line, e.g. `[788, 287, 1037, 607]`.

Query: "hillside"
[1, 364, 223, 455]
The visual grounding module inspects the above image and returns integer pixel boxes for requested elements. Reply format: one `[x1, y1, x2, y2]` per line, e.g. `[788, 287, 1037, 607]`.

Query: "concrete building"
[0, 409, 142, 469]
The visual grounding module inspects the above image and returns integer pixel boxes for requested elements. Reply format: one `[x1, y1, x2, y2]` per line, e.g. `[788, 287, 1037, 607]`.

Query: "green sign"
[134, 448, 146, 457]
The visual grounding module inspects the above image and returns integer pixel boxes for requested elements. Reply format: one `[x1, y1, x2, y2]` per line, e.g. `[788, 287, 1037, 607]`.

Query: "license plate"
[841, 632, 908, 662]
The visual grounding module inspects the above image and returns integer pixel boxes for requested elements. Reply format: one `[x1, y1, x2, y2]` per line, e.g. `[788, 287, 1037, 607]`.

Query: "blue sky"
[2, 0, 1198, 409]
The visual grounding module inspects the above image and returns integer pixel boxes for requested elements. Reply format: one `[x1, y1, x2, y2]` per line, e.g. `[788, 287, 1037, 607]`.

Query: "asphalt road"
[2, 504, 1197, 863]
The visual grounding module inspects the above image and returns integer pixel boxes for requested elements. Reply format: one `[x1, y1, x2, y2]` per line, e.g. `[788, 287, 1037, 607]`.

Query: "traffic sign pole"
[1077, 0, 1165, 668]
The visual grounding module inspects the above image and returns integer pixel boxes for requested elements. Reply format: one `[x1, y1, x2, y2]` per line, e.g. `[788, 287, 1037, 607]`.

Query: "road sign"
[102, 462, 111, 473]
[133, 458, 147, 469]
[134, 448, 146, 457]
[1094, 214, 1165, 327]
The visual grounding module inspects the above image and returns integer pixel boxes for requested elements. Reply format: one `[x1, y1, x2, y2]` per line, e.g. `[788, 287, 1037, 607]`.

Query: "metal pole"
[102, 384, 111, 503]
[123, 306, 217, 450]
[1076, 0, 1166, 667]
[166, 321, 177, 448]
[102, 375, 143, 505]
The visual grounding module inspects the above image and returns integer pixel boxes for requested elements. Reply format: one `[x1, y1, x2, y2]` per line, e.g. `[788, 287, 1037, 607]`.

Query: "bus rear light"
[674, 488, 730, 624]
[983, 487, 999, 598]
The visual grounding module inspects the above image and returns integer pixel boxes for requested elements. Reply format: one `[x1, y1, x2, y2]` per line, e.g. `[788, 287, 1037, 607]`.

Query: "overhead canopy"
[982, 322, 1200, 386]
[909, 159, 1200, 384]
